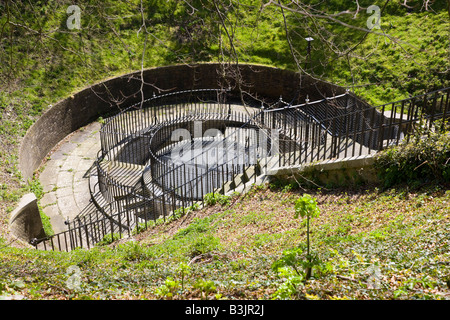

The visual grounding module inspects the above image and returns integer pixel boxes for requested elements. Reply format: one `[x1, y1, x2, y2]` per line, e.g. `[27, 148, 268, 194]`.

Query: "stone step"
[219, 163, 260, 194]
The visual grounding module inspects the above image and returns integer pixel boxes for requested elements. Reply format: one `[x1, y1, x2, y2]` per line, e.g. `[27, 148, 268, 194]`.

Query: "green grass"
[1, 183, 450, 300]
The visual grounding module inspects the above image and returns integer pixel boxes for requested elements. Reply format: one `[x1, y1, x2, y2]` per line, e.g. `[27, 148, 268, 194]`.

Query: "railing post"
[78, 219, 83, 249]
[161, 168, 167, 221]
[429, 92, 438, 128]
[65, 217, 74, 251]
[386, 102, 396, 148]
[442, 89, 450, 131]
[378, 103, 386, 151]
[357, 108, 365, 156]
[56, 234, 62, 251]
[85, 223, 90, 249]
[109, 216, 114, 243]
[63, 232, 68, 252]
[117, 208, 122, 240]
[396, 100, 406, 146]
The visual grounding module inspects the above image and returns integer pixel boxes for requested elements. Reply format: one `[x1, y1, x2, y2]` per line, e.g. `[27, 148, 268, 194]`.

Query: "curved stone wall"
[19, 63, 348, 180]
[9, 193, 46, 243]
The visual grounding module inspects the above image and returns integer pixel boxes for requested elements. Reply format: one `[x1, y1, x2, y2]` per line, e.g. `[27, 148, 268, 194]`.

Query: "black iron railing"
[32, 87, 450, 251]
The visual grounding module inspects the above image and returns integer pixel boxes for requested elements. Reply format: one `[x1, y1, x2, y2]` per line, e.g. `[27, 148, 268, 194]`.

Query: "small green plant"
[204, 192, 230, 206]
[38, 204, 54, 236]
[204, 193, 217, 206]
[120, 241, 148, 261]
[271, 194, 322, 299]
[96, 233, 121, 246]
[189, 235, 220, 257]
[175, 262, 191, 291]
[27, 177, 44, 199]
[268, 179, 299, 191]
[193, 279, 217, 300]
[190, 202, 200, 210]
[155, 277, 181, 300]
[171, 202, 200, 220]
[132, 222, 147, 235]
[294, 194, 321, 280]
[271, 266, 304, 300]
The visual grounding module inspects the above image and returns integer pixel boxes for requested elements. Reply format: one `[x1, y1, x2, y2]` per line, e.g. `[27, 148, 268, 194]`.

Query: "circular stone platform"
[36, 103, 265, 235]
[38, 121, 101, 234]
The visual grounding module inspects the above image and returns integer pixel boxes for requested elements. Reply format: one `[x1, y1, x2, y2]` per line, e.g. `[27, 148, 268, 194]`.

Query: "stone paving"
[39, 121, 101, 234]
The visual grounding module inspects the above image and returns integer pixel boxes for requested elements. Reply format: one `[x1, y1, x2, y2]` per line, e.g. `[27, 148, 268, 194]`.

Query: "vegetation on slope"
[1, 182, 450, 300]
[375, 121, 450, 188]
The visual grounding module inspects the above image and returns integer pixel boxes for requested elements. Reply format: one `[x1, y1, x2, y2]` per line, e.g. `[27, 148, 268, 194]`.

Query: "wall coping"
[267, 155, 376, 176]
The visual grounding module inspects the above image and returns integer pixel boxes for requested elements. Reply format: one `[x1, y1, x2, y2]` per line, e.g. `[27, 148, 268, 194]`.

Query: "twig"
[336, 274, 358, 282]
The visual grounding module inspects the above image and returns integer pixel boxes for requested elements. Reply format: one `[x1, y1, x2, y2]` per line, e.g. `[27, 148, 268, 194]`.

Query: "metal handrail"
[33, 87, 450, 251]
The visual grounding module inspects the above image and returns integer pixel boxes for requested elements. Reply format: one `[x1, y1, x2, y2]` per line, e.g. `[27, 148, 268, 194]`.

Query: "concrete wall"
[19, 63, 348, 181]
[268, 155, 379, 187]
[9, 193, 46, 243]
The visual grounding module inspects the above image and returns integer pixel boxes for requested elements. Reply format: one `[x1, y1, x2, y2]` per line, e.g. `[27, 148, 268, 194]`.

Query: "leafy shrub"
[174, 216, 211, 239]
[171, 202, 200, 220]
[189, 235, 220, 257]
[132, 222, 147, 235]
[294, 194, 321, 280]
[204, 192, 230, 206]
[27, 177, 44, 199]
[272, 194, 322, 299]
[271, 266, 304, 300]
[268, 179, 299, 192]
[374, 121, 450, 188]
[154, 277, 180, 300]
[193, 279, 218, 299]
[119, 241, 149, 261]
[96, 233, 121, 246]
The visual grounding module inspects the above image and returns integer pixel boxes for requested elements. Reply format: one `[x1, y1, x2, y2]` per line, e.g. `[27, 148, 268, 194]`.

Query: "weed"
[375, 120, 450, 188]
[204, 192, 230, 206]
[119, 241, 149, 262]
[154, 277, 180, 299]
[193, 279, 218, 299]
[96, 233, 121, 246]
[271, 194, 323, 298]
[26, 177, 43, 200]
[132, 222, 148, 235]
[271, 266, 304, 300]
[294, 194, 321, 280]
[174, 216, 211, 239]
[175, 262, 191, 291]
[189, 235, 220, 258]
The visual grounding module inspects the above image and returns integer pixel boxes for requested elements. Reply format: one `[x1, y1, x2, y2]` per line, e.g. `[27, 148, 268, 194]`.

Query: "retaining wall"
[267, 155, 379, 187]
[19, 63, 348, 181]
[9, 193, 46, 243]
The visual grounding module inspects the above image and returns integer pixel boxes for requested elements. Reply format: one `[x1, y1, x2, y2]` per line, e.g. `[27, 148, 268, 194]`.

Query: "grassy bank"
[1, 183, 449, 300]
